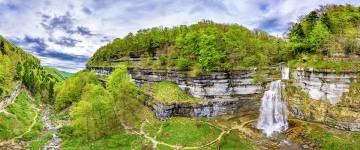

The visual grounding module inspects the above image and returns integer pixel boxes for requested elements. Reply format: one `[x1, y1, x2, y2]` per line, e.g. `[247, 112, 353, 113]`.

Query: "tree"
[198, 27, 225, 71]
[107, 67, 148, 129]
[71, 84, 111, 139]
[308, 21, 331, 53]
[302, 11, 319, 36]
[320, 13, 331, 30]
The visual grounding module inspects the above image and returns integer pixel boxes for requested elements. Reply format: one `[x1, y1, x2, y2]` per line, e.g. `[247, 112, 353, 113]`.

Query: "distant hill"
[0, 36, 60, 101]
[44, 67, 73, 81]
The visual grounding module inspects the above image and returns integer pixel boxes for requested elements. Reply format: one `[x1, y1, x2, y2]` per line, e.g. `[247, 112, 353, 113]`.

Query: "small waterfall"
[256, 67, 289, 137]
[281, 66, 290, 80]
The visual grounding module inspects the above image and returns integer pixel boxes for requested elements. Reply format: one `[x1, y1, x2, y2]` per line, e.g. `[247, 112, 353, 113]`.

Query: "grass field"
[152, 80, 203, 103]
[0, 92, 40, 140]
[219, 130, 256, 150]
[144, 117, 222, 147]
[61, 132, 146, 150]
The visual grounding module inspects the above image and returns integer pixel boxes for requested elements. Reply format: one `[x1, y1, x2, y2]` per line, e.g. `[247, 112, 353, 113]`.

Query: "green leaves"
[308, 21, 331, 52]
[289, 5, 360, 57]
[54, 71, 98, 111]
[88, 21, 287, 72]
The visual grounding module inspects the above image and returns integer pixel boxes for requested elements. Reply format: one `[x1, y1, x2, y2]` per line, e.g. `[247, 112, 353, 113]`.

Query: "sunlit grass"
[152, 80, 203, 103]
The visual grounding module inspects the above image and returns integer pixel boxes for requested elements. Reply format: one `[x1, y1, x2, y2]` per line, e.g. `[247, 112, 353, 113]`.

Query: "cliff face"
[129, 69, 267, 119]
[87, 66, 360, 131]
[88, 67, 273, 119]
[286, 68, 360, 131]
[127, 68, 267, 99]
[292, 68, 358, 105]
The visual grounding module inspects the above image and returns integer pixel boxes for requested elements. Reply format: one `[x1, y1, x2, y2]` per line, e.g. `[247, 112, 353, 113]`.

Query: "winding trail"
[13, 107, 40, 141]
[0, 88, 39, 148]
[123, 119, 233, 149]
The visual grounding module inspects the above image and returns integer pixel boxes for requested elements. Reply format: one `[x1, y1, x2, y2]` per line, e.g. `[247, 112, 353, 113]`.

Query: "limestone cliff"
[87, 66, 360, 131]
[285, 68, 360, 131]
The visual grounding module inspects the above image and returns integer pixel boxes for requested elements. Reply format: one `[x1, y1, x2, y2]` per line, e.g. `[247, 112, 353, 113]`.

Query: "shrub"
[176, 57, 191, 71]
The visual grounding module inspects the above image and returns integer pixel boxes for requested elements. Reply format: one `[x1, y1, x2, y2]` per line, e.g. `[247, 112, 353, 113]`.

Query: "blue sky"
[0, 0, 359, 72]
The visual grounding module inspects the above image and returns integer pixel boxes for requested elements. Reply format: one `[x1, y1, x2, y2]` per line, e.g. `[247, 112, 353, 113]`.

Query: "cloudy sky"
[0, 0, 358, 72]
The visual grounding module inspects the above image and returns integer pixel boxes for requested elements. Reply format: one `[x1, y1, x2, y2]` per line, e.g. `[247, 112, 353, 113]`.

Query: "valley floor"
[0, 86, 62, 150]
[1, 85, 360, 150]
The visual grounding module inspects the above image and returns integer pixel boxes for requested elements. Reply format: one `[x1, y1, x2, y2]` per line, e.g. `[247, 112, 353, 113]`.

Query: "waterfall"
[281, 66, 290, 80]
[256, 67, 289, 137]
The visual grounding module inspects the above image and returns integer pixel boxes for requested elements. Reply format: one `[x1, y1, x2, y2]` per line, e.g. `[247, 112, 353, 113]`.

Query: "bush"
[343, 38, 360, 55]
[176, 57, 191, 71]
[159, 55, 167, 65]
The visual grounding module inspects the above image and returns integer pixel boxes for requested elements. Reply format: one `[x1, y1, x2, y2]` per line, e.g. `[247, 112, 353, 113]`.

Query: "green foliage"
[87, 20, 288, 72]
[219, 130, 256, 150]
[107, 68, 151, 129]
[54, 71, 98, 111]
[44, 67, 73, 81]
[289, 5, 360, 56]
[0, 92, 37, 140]
[287, 55, 360, 72]
[61, 132, 145, 150]
[57, 68, 155, 149]
[0, 36, 61, 101]
[176, 57, 191, 71]
[153, 80, 203, 103]
[21, 118, 43, 141]
[144, 117, 222, 147]
[28, 132, 53, 150]
[308, 21, 331, 53]
[70, 83, 112, 139]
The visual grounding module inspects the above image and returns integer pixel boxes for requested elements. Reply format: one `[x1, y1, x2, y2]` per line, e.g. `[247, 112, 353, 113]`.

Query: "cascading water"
[281, 67, 289, 80]
[256, 67, 289, 137]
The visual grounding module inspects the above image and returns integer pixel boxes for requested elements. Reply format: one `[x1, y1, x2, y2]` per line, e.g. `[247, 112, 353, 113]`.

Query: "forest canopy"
[87, 20, 290, 72]
[88, 5, 360, 72]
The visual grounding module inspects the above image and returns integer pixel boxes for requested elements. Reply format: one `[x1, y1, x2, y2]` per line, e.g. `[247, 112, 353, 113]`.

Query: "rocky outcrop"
[292, 68, 358, 105]
[87, 66, 116, 76]
[88, 67, 274, 119]
[150, 99, 247, 120]
[130, 68, 272, 119]
[0, 83, 21, 112]
[286, 68, 360, 131]
[88, 66, 360, 131]
[128, 68, 269, 99]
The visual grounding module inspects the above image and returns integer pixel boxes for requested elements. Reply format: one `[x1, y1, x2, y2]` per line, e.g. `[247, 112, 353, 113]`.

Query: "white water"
[281, 66, 290, 80]
[42, 108, 61, 150]
[256, 67, 289, 137]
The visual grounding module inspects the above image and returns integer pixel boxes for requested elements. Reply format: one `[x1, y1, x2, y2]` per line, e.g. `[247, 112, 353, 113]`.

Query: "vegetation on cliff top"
[152, 80, 203, 103]
[87, 20, 290, 72]
[88, 5, 360, 72]
[288, 5, 360, 70]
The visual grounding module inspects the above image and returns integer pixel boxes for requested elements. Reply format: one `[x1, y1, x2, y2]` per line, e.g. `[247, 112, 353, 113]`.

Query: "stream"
[42, 107, 61, 150]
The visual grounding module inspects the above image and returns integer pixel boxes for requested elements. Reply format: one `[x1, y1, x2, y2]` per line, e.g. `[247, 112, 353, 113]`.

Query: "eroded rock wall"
[292, 68, 358, 105]
[286, 68, 360, 131]
[88, 67, 270, 119]
[129, 68, 270, 119]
